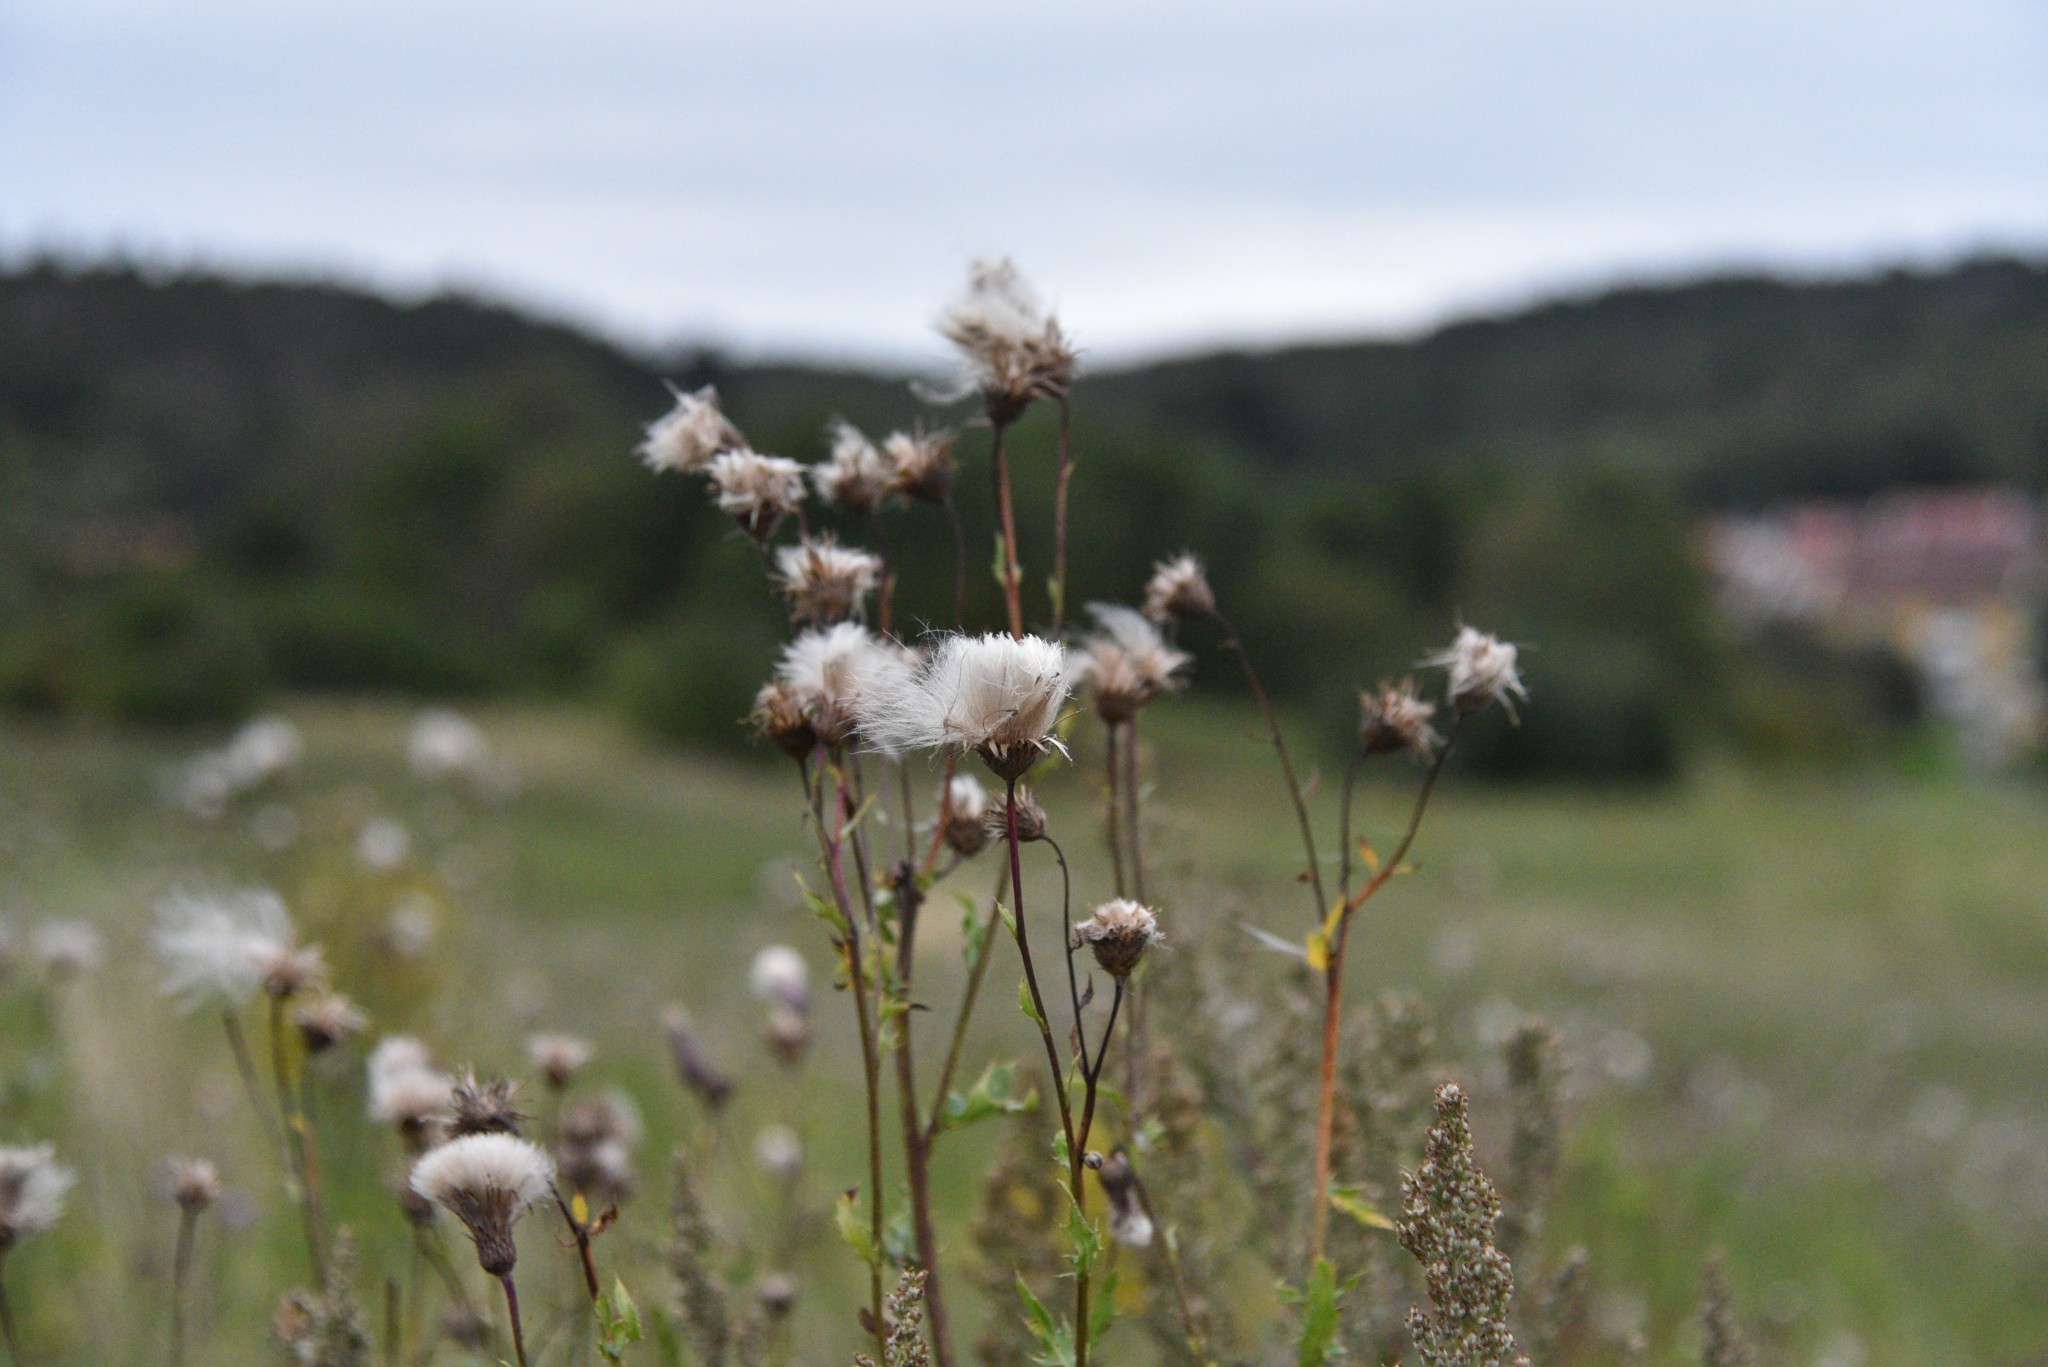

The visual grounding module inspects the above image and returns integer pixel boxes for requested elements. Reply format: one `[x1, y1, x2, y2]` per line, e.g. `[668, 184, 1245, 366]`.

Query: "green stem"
[1210, 609, 1326, 919]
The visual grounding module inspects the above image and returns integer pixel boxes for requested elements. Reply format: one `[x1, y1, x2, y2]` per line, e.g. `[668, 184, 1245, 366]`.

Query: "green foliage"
[596, 1278, 644, 1362]
[938, 1060, 1039, 1134]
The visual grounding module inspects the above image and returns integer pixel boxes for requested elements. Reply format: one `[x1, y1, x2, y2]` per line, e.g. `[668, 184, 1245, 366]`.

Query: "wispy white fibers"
[855, 632, 1070, 778]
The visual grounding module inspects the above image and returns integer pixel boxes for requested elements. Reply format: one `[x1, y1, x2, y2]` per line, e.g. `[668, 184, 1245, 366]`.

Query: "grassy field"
[1, 699, 2045, 1366]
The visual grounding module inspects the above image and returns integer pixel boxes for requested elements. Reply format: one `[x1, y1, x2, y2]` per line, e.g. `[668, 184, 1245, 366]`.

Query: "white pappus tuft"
[854, 633, 1071, 780]
[637, 385, 744, 474]
[0, 1143, 75, 1245]
[151, 889, 322, 1008]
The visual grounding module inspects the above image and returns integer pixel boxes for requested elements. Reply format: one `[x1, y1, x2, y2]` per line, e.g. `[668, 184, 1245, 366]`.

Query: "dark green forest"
[5, 256, 2046, 776]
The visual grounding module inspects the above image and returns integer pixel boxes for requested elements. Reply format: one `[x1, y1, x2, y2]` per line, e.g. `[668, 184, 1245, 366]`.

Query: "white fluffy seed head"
[854, 633, 1071, 779]
[707, 449, 807, 540]
[368, 1036, 456, 1128]
[638, 385, 744, 474]
[881, 428, 956, 504]
[754, 1124, 803, 1179]
[776, 623, 918, 748]
[1075, 603, 1191, 723]
[151, 889, 315, 1008]
[1359, 679, 1441, 757]
[773, 535, 882, 626]
[749, 946, 810, 1014]
[1141, 554, 1216, 623]
[1425, 626, 1527, 719]
[812, 421, 894, 514]
[0, 1144, 74, 1243]
[526, 1034, 594, 1089]
[1074, 899, 1161, 979]
[936, 260, 1077, 423]
[409, 1133, 555, 1275]
[29, 921, 103, 981]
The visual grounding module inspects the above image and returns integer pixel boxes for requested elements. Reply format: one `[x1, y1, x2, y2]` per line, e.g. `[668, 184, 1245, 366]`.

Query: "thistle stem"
[1307, 721, 1461, 1267]
[1003, 780, 1090, 1367]
[1122, 719, 1148, 905]
[889, 871, 956, 1367]
[266, 993, 325, 1280]
[0, 1262, 21, 1367]
[942, 494, 969, 631]
[924, 872, 1007, 1143]
[1050, 398, 1074, 636]
[1103, 723, 1128, 899]
[1209, 609, 1326, 919]
[498, 1273, 530, 1367]
[990, 421, 1024, 638]
[168, 1205, 199, 1367]
[552, 1193, 601, 1302]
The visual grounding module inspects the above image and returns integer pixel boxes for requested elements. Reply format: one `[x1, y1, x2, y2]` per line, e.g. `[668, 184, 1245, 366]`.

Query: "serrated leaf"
[1089, 1257, 1119, 1343]
[1292, 1257, 1343, 1367]
[1329, 1183, 1396, 1230]
[1015, 1276, 1075, 1367]
[939, 1060, 1040, 1134]
[797, 874, 850, 936]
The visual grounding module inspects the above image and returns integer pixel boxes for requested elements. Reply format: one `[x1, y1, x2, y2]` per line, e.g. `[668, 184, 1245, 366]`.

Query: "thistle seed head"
[1360, 678, 1442, 757]
[813, 420, 895, 515]
[706, 449, 807, 541]
[0, 1144, 74, 1249]
[748, 945, 810, 1014]
[773, 534, 883, 626]
[882, 428, 957, 504]
[1141, 554, 1216, 623]
[776, 623, 918, 750]
[448, 1070, 527, 1139]
[1074, 898, 1160, 980]
[167, 1157, 222, 1212]
[1075, 602, 1191, 723]
[408, 1133, 555, 1276]
[637, 385, 744, 474]
[293, 993, 369, 1054]
[526, 1033, 593, 1091]
[854, 632, 1071, 780]
[1425, 625, 1528, 719]
[936, 259, 1077, 424]
[940, 772, 991, 856]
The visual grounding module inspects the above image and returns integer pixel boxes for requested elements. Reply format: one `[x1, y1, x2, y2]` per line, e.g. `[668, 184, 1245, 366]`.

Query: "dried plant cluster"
[0, 258, 1753, 1367]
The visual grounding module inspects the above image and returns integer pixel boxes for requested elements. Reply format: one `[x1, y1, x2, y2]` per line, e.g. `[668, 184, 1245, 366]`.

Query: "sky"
[3, 0, 2045, 363]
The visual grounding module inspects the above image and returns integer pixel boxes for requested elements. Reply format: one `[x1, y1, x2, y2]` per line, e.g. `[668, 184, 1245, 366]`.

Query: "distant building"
[1704, 487, 2045, 767]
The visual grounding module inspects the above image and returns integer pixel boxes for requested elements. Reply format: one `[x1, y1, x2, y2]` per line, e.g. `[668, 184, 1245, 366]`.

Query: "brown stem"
[889, 876, 956, 1367]
[1103, 722, 1127, 898]
[498, 1274, 530, 1367]
[871, 510, 896, 638]
[1050, 398, 1074, 636]
[1307, 722, 1461, 1267]
[1003, 780, 1090, 1367]
[1210, 609, 1327, 919]
[824, 768, 889, 1362]
[942, 494, 969, 631]
[990, 421, 1024, 638]
[221, 1010, 288, 1170]
[1122, 719, 1148, 905]
[0, 1261, 22, 1367]
[924, 871, 1007, 1142]
[553, 1193, 601, 1302]
[169, 1206, 198, 1367]
[267, 994, 325, 1279]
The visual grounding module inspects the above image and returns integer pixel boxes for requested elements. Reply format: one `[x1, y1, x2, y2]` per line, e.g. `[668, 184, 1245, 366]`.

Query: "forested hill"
[2, 256, 2042, 772]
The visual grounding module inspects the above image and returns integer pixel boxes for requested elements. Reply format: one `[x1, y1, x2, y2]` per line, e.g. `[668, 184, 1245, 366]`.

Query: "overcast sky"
[4, 0, 2045, 362]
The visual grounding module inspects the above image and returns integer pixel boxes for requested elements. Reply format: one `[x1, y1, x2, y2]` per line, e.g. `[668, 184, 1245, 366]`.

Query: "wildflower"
[754, 1124, 802, 1180]
[409, 1133, 555, 1276]
[367, 1036, 456, 1138]
[449, 1071, 527, 1139]
[813, 420, 894, 515]
[774, 534, 882, 626]
[637, 385, 744, 474]
[662, 1007, 734, 1110]
[556, 1094, 642, 1208]
[409, 708, 492, 782]
[293, 993, 369, 1054]
[166, 1157, 222, 1212]
[1360, 678, 1441, 757]
[937, 259, 1077, 424]
[775, 623, 916, 749]
[939, 772, 990, 856]
[1074, 603, 1191, 723]
[763, 1006, 810, 1067]
[748, 945, 809, 1014]
[0, 1144, 74, 1249]
[987, 783, 1048, 843]
[1141, 553, 1216, 623]
[1088, 1149, 1154, 1248]
[882, 428, 957, 504]
[152, 889, 323, 1008]
[750, 679, 818, 759]
[1398, 1082, 1530, 1367]
[30, 920, 103, 981]
[1073, 899, 1160, 980]
[1425, 626, 1527, 720]
[855, 632, 1070, 781]
[527, 1033, 593, 1091]
[757, 1272, 799, 1320]
[706, 449, 806, 541]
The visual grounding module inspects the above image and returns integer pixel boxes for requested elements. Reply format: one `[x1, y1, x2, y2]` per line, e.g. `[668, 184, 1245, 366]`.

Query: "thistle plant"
[0, 1143, 72, 1363]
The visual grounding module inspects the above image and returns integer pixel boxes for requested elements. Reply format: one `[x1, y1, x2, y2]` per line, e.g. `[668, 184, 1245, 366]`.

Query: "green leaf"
[595, 1277, 643, 1361]
[939, 1060, 1040, 1134]
[960, 893, 988, 967]
[1018, 976, 1045, 1029]
[1062, 1204, 1103, 1282]
[1329, 1184, 1396, 1231]
[836, 1189, 880, 1268]
[1292, 1257, 1343, 1367]
[1088, 1256, 1119, 1344]
[796, 874, 849, 936]
[1014, 1276, 1075, 1367]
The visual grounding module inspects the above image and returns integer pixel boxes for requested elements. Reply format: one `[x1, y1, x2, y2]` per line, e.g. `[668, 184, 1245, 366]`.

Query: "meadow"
[1, 698, 2043, 1366]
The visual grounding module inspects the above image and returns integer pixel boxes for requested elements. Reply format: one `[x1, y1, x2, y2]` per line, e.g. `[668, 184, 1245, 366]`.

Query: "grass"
[1, 697, 2045, 1365]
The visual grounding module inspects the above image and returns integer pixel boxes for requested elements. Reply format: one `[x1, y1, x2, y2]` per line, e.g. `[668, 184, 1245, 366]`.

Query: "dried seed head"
[754, 1124, 803, 1180]
[0, 1144, 74, 1248]
[1074, 898, 1160, 979]
[168, 1157, 222, 1212]
[988, 784, 1049, 844]
[526, 1033, 593, 1091]
[1141, 554, 1216, 623]
[662, 1006, 734, 1110]
[749, 945, 810, 1014]
[777, 623, 918, 750]
[1359, 678, 1442, 757]
[882, 428, 957, 504]
[705, 449, 807, 541]
[1092, 1149, 1154, 1248]
[937, 259, 1077, 424]
[1425, 625, 1528, 719]
[448, 1070, 527, 1139]
[940, 773, 991, 856]
[409, 1133, 555, 1276]
[813, 421, 895, 515]
[750, 679, 819, 760]
[774, 534, 883, 626]
[757, 1272, 799, 1319]
[367, 1036, 456, 1136]
[1398, 1082, 1531, 1367]
[854, 632, 1071, 780]
[30, 921, 103, 981]
[638, 385, 744, 474]
[293, 994, 369, 1054]
[555, 1093, 642, 1208]
[1075, 603, 1191, 723]
[763, 1005, 810, 1067]
[152, 889, 320, 1009]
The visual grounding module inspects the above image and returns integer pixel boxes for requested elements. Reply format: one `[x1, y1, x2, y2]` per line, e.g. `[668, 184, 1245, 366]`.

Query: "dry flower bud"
[989, 785, 1049, 843]
[1075, 603, 1191, 722]
[168, 1157, 222, 1212]
[1359, 678, 1442, 757]
[637, 385, 744, 474]
[882, 428, 956, 504]
[526, 1033, 593, 1091]
[662, 1007, 734, 1110]
[750, 680, 818, 760]
[448, 1071, 528, 1139]
[1073, 898, 1160, 979]
[813, 421, 895, 515]
[1426, 625, 1528, 719]
[706, 449, 806, 541]
[293, 994, 369, 1054]
[774, 534, 882, 626]
[939, 773, 991, 856]
[1141, 554, 1215, 623]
